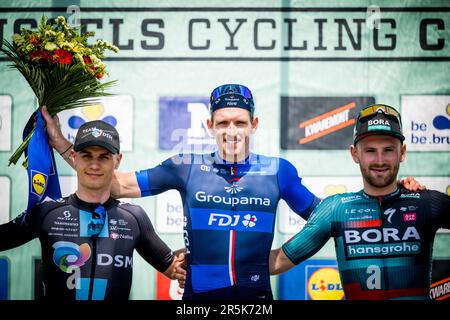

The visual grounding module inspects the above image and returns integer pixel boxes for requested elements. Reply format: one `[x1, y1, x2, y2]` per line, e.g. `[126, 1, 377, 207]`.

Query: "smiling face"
[72, 145, 122, 193]
[207, 107, 259, 163]
[351, 134, 406, 195]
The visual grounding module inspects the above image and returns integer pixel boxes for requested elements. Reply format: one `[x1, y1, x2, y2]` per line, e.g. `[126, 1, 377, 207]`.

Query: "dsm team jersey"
[0, 194, 174, 300]
[283, 188, 450, 300]
[135, 152, 318, 298]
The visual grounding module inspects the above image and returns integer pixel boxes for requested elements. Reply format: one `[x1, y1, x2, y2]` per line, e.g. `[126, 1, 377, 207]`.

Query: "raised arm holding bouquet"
[0, 16, 118, 211]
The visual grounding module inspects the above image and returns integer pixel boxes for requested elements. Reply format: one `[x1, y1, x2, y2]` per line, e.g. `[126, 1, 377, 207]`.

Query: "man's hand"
[269, 248, 295, 275]
[165, 250, 187, 284]
[174, 254, 187, 289]
[399, 176, 426, 191]
[41, 106, 71, 153]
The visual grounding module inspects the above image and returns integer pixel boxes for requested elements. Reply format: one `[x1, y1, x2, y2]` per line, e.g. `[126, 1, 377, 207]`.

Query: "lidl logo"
[307, 267, 345, 300]
[278, 259, 345, 300]
[31, 171, 47, 196]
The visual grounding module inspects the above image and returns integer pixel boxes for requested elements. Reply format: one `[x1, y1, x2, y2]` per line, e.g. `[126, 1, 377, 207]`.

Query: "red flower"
[83, 55, 92, 65]
[52, 49, 72, 65]
[29, 36, 41, 46]
[29, 49, 49, 62]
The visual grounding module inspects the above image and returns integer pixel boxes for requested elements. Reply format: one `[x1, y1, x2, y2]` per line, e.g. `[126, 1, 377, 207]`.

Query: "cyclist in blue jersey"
[0, 120, 183, 300]
[42, 87, 423, 300]
[269, 104, 449, 300]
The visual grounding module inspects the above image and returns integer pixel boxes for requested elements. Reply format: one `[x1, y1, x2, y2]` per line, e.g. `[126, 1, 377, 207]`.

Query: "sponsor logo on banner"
[156, 190, 184, 233]
[159, 97, 215, 152]
[430, 277, 450, 300]
[430, 260, 450, 300]
[278, 177, 362, 234]
[0, 177, 11, 224]
[280, 97, 374, 149]
[279, 259, 345, 300]
[402, 95, 450, 151]
[156, 271, 183, 300]
[307, 267, 345, 300]
[0, 95, 12, 151]
[58, 95, 133, 151]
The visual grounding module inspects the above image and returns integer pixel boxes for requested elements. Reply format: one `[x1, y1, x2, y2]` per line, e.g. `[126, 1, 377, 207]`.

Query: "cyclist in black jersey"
[269, 104, 449, 300]
[0, 120, 183, 300]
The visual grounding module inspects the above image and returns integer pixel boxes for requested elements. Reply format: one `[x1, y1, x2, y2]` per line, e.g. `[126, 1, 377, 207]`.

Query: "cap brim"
[354, 131, 405, 144]
[74, 141, 118, 154]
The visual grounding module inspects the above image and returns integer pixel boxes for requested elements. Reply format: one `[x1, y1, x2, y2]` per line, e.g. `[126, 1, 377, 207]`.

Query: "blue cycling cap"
[209, 84, 255, 115]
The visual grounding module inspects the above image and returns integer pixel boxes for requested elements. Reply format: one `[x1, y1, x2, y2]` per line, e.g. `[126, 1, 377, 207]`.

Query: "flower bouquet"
[0, 16, 119, 166]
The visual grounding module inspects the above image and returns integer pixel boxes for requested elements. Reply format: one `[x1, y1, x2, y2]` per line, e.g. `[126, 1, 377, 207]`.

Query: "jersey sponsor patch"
[343, 226, 422, 258]
[79, 210, 109, 238]
[190, 208, 274, 233]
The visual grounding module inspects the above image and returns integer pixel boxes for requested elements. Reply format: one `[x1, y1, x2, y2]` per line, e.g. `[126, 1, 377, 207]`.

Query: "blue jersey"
[135, 152, 318, 298]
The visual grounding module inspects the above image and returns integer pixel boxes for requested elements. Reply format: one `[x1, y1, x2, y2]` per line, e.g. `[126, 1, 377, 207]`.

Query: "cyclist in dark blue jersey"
[0, 120, 182, 300]
[269, 104, 449, 300]
[42, 87, 423, 300]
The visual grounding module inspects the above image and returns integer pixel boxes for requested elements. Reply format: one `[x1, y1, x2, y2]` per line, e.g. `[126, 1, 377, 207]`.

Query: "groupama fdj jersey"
[136, 152, 319, 299]
[283, 188, 450, 300]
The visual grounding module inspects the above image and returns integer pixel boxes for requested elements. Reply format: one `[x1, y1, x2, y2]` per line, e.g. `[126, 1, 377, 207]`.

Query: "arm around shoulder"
[111, 171, 141, 198]
[269, 247, 296, 275]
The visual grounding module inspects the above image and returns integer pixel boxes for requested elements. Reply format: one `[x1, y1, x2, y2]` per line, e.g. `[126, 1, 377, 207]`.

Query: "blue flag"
[26, 111, 62, 212]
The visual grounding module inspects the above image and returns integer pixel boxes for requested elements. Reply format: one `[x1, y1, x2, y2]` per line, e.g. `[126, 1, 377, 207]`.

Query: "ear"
[206, 117, 214, 135]
[251, 116, 259, 133]
[114, 153, 123, 169]
[400, 143, 406, 162]
[350, 144, 359, 164]
[70, 150, 76, 164]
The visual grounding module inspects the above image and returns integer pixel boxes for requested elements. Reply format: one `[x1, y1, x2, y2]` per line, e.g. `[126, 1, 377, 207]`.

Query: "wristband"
[59, 144, 73, 156]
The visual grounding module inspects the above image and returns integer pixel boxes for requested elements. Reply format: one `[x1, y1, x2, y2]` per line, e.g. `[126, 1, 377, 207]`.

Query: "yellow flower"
[44, 42, 58, 51]
[60, 42, 74, 49]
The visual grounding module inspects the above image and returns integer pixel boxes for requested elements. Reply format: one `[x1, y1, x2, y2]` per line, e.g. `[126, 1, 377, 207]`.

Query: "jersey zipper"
[230, 164, 237, 286]
[376, 195, 390, 298]
[88, 237, 97, 300]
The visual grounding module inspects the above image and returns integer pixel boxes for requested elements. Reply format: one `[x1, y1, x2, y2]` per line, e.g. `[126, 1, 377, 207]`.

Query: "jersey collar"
[362, 187, 401, 201]
[69, 193, 117, 212]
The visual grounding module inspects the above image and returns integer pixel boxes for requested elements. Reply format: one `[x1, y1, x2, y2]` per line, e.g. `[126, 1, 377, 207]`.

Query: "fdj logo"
[307, 267, 344, 300]
[209, 213, 239, 227]
[208, 213, 258, 228]
[31, 171, 48, 196]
